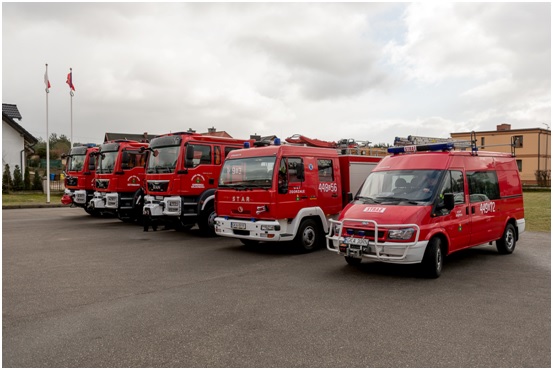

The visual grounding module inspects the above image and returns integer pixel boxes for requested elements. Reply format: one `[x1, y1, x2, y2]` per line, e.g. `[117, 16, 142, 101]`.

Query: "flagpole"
[45, 63, 50, 203]
[69, 67, 73, 149]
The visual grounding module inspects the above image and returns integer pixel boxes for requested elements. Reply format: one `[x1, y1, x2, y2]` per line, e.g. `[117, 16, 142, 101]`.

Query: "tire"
[294, 219, 322, 253]
[198, 202, 216, 237]
[240, 239, 259, 247]
[421, 237, 443, 278]
[345, 256, 362, 266]
[496, 223, 516, 254]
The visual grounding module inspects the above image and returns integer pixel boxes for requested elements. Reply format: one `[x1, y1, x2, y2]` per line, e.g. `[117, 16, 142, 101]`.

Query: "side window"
[439, 170, 465, 204]
[467, 171, 500, 201]
[214, 146, 221, 165]
[318, 159, 334, 182]
[287, 157, 303, 183]
[121, 151, 146, 170]
[224, 146, 239, 158]
[193, 145, 211, 166]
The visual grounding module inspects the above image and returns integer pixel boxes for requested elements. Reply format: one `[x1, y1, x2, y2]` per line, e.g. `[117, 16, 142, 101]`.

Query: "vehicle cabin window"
[467, 171, 500, 201]
[286, 157, 303, 183]
[121, 151, 147, 170]
[193, 145, 211, 166]
[318, 159, 334, 182]
[224, 146, 240, 158]
[214, 146, 221, 165]
[438, 170, 465, 205]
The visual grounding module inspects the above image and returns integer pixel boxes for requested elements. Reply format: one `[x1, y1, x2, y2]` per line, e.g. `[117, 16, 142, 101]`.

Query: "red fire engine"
[60, 144, 99, 215]
[89, 140, 149, 222]
[142, 132, 254, 235]
[326, 137, 525, 278]
[214, 138, 383, 252]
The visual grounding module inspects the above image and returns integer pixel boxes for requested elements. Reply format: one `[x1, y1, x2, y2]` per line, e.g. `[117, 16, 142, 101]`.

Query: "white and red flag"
[66, 68, 75, 91]
[44, 65, 51, 92]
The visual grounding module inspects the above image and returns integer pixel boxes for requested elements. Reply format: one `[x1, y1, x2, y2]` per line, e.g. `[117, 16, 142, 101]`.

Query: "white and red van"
[326, 142, 525, 278]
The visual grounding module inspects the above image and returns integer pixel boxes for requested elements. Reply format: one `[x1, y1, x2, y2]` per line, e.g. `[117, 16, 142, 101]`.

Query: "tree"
[3, 164, 12, 193]
[32, 170, 43, 191]
[12, 165, 23, 191]
[24, 166, 31, 190]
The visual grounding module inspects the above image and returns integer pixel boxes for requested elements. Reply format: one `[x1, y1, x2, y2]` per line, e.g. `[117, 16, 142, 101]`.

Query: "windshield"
[67, 155, 86, 172]
[356, 169, 443, 205]
[219, 156, 276, 189]
[147, 145, 180, 174]
[97, 151, 118, 174]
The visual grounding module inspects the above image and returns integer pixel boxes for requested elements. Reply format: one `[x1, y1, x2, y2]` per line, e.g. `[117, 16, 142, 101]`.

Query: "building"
[451, 124, 551, 186]
[2, 103, 38, 178]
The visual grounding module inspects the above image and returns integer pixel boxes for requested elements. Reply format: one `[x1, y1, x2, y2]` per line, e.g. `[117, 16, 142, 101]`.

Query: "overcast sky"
[2, 2, 551, 146]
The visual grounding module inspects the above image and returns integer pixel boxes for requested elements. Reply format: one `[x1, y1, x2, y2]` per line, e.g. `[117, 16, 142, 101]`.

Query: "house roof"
[104, 132, 158, 143]
[2, 103, 22, 120]
[2, 103, 38, 145]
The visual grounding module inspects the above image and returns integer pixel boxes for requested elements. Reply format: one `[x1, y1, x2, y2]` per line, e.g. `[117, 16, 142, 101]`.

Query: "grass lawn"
[2, 190, 551, 232]
[523, 191, 551, 232]
[2, 192, 64, 205]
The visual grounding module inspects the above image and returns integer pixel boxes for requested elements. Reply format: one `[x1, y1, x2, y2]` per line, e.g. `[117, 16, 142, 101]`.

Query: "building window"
[516, 159, 522, 172]
[513, 135, 523, 148]
[481, 137, 485, 149]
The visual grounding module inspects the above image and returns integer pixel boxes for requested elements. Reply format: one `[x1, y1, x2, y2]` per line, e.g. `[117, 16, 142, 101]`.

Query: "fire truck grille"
[343, 229, 386, 241]
[66, 177, 78, 186]
[96, 179, 109, 189]
[148, 181, 169, 192]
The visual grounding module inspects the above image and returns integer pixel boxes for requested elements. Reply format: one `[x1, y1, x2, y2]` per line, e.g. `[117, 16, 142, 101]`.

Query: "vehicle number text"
[480, 201, 496, 214]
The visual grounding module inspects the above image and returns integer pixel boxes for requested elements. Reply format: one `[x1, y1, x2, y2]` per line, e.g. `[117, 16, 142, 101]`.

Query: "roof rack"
[390, 133, 478, 155]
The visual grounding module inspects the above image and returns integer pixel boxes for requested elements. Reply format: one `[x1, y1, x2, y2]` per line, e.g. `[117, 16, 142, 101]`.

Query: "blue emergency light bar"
[387, 142, 455, 154]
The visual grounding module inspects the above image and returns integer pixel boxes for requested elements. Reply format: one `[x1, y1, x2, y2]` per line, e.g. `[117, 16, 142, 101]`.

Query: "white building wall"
[2, 120, 26, 177]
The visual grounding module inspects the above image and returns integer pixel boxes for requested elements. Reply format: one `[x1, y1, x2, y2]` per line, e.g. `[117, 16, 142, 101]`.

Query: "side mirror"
[139, 146, 145, 153]
[443, 193, 455, 211]
[296, 163, 305, 181]
[185, 145, 194, 168]
[278, 181, 288, 194]
[61, 153, 68, 159]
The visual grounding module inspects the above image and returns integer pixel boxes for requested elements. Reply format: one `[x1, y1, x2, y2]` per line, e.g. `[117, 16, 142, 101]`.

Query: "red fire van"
[326, 141, 525, 278]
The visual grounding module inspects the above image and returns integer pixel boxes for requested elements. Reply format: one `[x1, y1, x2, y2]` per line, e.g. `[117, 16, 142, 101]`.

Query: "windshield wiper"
[375, 196, 419, 205]
[356, 196, 380, 204]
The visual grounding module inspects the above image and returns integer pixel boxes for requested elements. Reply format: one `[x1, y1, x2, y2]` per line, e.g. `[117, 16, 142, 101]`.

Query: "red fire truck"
[89, 140, 149, 222]
[61, 144, 99, 215]
[142, 132, 254, 235]
[214, 138, 382, 252]
[326, 139, 525, 278]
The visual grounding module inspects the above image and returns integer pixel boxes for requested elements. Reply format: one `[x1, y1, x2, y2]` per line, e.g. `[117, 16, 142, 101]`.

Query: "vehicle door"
[316, 158, 342, 215]
[467, 170, 502, 245]
[434, 170, 472, 252]
[276, 156, 308, 219]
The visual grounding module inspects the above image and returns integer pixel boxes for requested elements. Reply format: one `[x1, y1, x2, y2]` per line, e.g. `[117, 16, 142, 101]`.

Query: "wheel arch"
[426, 229, 450, 256]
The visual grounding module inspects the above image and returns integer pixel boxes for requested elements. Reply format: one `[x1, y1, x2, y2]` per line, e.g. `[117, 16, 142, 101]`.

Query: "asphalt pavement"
[2, 207, 551, 367]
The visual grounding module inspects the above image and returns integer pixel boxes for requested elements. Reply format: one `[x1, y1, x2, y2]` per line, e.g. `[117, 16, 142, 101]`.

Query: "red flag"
[66, 69, 75, 91]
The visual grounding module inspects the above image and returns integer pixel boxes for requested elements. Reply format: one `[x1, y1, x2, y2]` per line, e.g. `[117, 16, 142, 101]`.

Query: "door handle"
[471, 206, 476, 214]
[331, 194, 338, 198]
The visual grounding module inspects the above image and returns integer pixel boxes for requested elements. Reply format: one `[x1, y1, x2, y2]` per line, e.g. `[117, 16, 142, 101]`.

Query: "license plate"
[231, 222, 246, 230]
[344, 237, 369, 246]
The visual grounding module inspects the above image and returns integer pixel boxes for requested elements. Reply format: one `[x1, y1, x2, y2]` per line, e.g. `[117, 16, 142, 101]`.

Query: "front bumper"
[326, 218, 426, 264]
[214, 217, 292, 242]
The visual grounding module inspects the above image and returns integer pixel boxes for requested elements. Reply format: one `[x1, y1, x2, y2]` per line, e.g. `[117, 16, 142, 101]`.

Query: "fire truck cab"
[214, 140, 381, 252]
[142, 132, 254, 235]
[326, 141, 525, 278]
[61, 144, 99, 215]
[89, 140, 149, 222]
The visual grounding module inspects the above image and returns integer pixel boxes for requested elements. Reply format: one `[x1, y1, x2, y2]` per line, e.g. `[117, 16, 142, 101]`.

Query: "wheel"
[240, 239, 259, 247]
[496, 223, 516, 254]
[421, 237, 443, 278]
[345, 256, 362, 266]
[198, 203, 216, 237]
[294, 219, 322, 253]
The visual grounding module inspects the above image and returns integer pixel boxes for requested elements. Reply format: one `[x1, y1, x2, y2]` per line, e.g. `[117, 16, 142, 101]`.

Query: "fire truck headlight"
[388, 228, 415, 240]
